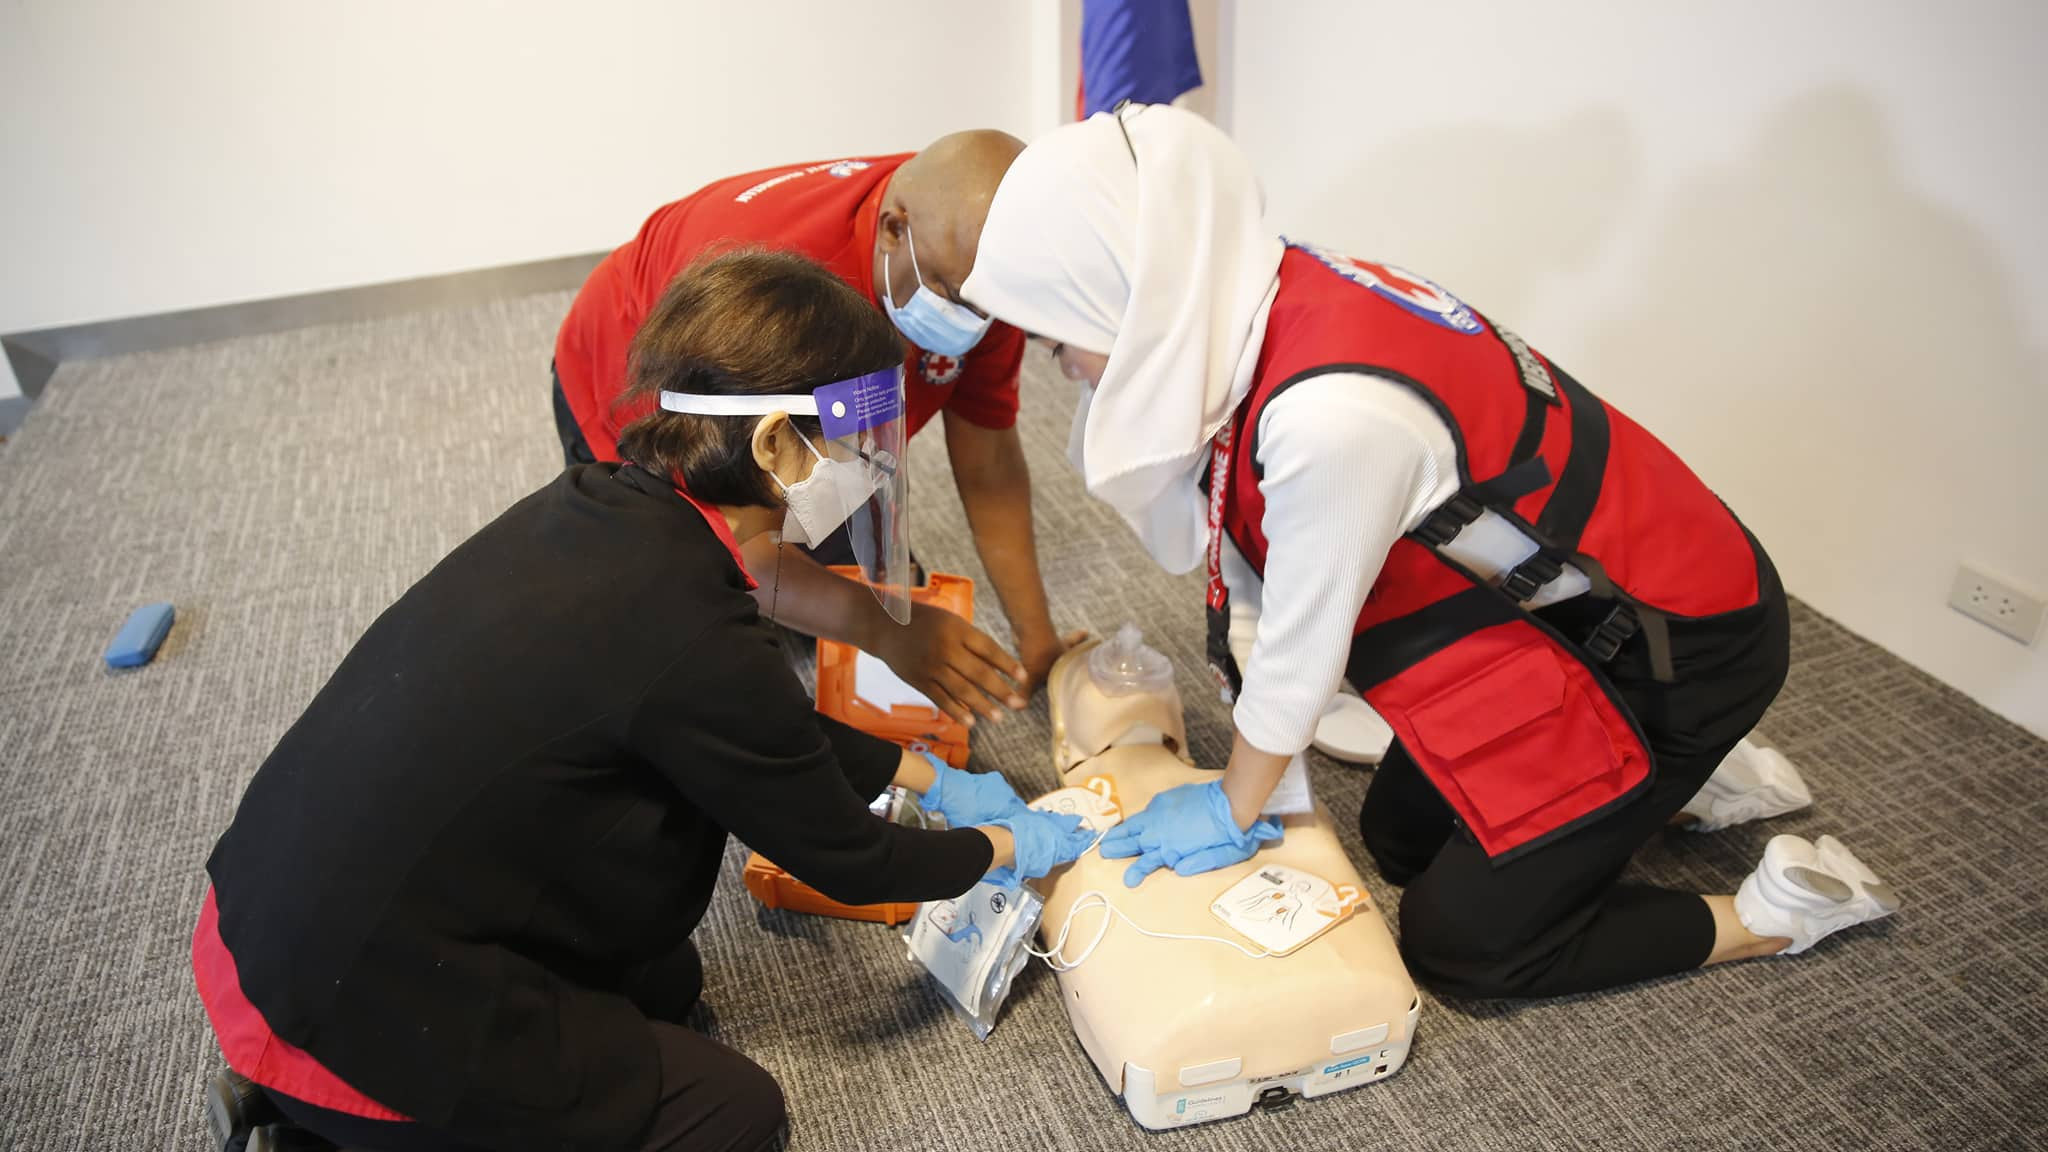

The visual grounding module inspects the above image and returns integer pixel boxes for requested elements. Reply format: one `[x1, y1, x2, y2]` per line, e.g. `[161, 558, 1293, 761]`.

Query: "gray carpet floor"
[1, 290, 2044, 1151]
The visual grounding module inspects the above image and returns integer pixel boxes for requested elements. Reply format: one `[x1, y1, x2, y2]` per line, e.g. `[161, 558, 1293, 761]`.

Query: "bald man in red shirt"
[553, 132, 1080, 722]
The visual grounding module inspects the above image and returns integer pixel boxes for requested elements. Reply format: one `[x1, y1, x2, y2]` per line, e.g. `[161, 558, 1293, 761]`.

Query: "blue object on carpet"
[104, 602, 175, 669]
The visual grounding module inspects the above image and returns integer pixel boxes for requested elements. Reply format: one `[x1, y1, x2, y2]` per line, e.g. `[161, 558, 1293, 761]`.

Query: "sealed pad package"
[904, 879, 1045, 1040]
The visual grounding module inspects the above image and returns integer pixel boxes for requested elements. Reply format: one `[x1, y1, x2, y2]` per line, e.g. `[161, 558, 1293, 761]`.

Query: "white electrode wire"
[1028, 891, 1275, 970]
[1026, 841, 1276, 970]
[1028, 892, 1115, 970]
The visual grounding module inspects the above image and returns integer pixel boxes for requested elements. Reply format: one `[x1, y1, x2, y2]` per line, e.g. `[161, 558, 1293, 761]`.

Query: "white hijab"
[962, 105, 1284, 574]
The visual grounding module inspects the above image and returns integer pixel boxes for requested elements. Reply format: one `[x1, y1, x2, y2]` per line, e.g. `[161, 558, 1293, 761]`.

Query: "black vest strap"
[1574, 557, 1677, 682]
[1409, 456, 1552, 548]
[1534, 367, 1610, 553]
[1505, 384, 1549, 467]
[1346, 582, 1523, 690]
[1466, 455, 1554, 507]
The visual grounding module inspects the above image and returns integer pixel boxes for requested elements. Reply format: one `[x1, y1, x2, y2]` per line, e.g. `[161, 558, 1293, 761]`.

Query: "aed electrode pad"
[1209, 864, 1365, 957]
[1028, 776, 1123, 837]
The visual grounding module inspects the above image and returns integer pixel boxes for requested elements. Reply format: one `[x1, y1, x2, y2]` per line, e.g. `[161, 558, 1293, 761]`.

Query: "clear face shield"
[660, 366, 912, 625]
[817, 367, 911, 624]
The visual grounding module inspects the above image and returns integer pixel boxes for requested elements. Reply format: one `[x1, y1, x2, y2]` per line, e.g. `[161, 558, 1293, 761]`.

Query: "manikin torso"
[1028, 633, 1421, 1129]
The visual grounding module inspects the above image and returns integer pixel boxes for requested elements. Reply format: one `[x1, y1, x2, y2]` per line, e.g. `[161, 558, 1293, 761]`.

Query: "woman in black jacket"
[194, 249, 1091, 1152]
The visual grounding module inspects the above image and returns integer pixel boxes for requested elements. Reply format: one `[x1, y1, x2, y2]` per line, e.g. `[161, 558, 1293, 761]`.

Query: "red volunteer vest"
[1212, 244, 1760, 860]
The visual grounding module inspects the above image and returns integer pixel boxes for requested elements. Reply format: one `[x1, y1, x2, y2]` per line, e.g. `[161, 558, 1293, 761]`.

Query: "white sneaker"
[1312, 692, 1394, 765]
[1814, 834, 1902, 920]
[1681, 738, 1813, 832]
[1735, 834, 1899, 954]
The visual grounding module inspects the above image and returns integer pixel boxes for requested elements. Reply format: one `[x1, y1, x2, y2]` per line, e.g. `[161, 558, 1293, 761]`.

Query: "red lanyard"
[1203, 417, 1244, 701]
[1204, 418, 1236, 612]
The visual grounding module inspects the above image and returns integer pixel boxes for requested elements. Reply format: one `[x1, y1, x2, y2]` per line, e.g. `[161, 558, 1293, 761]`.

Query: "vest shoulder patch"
[1295, 241, 1484, 335]
[1495, 326, 1559, 402]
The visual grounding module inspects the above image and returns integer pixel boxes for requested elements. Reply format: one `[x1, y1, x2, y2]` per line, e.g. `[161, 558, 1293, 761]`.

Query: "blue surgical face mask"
[883, 223, 994, 357]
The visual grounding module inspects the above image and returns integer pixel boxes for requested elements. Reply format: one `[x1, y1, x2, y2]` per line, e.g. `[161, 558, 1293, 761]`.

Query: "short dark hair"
[616, 248, 904, 507]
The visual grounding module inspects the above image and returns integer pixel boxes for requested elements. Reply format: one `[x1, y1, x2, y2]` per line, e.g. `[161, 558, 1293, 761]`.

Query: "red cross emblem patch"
[920, 351, 965, 386]
[1297, 240, 1483, 335]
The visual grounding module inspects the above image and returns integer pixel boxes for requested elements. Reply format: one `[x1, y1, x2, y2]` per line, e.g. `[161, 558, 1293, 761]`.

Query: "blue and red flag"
[1077, 0, 1203, 120]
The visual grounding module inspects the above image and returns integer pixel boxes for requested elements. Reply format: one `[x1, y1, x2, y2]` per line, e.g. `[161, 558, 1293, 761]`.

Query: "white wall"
[1227, 0, 2048, 736]
[0, 0, 1038, 397]
[1028, 0, 1084, 140]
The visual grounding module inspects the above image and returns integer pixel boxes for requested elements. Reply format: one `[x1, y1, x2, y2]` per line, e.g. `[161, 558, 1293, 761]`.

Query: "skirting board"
[0, 394, 29, 439]
[0, 251, 606, 406]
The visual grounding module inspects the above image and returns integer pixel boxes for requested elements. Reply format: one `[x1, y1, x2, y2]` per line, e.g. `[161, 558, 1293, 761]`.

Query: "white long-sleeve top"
[1223, 374, 1462, 757]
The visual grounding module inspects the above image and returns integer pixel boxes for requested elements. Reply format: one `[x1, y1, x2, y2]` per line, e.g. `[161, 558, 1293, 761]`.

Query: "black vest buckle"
[1499, 554, 1566, 603]
[1413, 494, 1484, 548]
[1582, 603, 1641, 663]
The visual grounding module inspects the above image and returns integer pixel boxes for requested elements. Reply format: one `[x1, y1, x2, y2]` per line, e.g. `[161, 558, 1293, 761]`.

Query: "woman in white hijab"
[961, 105, 1897, 999]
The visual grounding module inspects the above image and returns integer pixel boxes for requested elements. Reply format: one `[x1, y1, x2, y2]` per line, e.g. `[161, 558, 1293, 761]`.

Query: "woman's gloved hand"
[984, 809, 1097, 888]
[919, 755, 1032, 829]
[1098, 780, 1283, 888]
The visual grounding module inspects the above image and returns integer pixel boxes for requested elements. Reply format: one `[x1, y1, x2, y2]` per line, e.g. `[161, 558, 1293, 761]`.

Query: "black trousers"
[1359, 547, 1791, 999]
[267, 943, 787, 1152]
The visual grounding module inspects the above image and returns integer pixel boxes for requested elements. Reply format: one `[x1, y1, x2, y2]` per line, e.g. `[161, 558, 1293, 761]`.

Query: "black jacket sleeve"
[629, 611, 991, 906]
[818, 713, 904, 801]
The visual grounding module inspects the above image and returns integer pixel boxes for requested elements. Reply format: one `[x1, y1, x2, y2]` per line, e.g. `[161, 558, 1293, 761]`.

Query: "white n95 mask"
[775, 435, 880, 548]
[884, 223, 993, 357]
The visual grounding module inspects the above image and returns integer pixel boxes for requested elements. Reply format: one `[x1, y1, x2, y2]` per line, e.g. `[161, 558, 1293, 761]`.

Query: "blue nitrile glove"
[1096, 780, 1284, 888]
[919, 753, 1032, 829]
[984, 808, 1096, 889]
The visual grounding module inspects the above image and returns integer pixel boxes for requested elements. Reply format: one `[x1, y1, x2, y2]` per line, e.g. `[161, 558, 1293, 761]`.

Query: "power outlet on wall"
[1948, 565, 2045, 645]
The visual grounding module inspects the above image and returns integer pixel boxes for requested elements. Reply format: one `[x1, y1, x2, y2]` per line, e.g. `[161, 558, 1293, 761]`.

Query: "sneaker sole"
[1815, 835, 1902, 915]
[1783, 863, 1856, 903]
[1311, 694, 1392, 765]
[204, 1074, 247, 1152]
[1750, 748, 1814, 806]
[1682, 745, 1814, 832]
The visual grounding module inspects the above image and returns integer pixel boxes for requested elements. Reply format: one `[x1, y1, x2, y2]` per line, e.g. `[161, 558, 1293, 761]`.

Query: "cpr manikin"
[1051, 625, 1189, 773]
[1031, 631, 1419, 1130]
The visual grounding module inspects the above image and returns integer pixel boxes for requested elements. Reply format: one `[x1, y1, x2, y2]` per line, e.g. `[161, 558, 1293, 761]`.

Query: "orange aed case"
[741, 853, 922, 926]
[744, 570, 976, 925]
[813, 569, 975, 768]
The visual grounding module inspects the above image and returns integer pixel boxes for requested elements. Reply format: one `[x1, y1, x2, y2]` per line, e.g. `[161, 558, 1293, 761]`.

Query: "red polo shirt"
[555, 155, 1025, 461]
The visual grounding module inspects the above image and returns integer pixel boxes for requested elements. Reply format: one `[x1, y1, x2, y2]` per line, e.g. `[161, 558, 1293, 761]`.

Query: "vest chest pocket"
[1404, 638, 1622, 831]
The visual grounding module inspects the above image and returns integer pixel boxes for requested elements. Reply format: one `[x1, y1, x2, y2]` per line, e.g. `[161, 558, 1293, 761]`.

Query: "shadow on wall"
[1299, 106, 1638, 322]
[1585, 87, 2048, 596]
